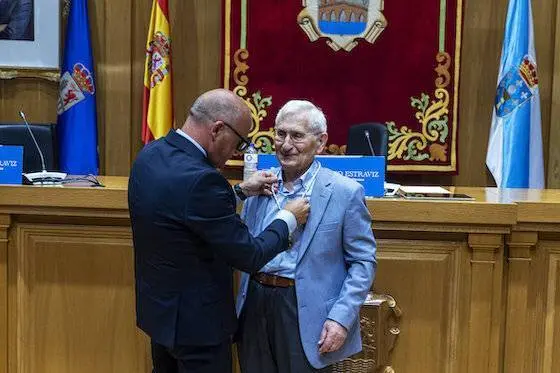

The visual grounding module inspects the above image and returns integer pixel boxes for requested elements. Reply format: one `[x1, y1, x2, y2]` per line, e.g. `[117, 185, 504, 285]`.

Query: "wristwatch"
[233, 183, 247, 201]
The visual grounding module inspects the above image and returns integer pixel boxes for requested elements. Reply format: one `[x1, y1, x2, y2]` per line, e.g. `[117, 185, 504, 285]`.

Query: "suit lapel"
[297, 168, 333, 263]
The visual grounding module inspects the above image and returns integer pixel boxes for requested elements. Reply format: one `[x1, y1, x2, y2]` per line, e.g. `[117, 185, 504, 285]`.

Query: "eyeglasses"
[190, 109, 251, 152]
[274, 129, 320, 144]
[221, 121, 251, 152]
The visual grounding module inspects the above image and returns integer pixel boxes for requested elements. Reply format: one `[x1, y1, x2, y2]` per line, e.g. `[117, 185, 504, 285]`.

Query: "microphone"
[19, 111, 66, 184]
[363, 128, 395, 196]
[364, 130, 376, 156]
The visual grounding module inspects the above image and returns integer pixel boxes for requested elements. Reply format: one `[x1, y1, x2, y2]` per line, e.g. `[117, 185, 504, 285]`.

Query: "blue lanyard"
[270, 164, 321, 211]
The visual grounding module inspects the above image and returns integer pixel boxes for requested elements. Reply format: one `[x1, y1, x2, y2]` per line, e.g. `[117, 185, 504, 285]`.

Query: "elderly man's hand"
[318, 319, 348, 354]
[239, 171, 278, 197]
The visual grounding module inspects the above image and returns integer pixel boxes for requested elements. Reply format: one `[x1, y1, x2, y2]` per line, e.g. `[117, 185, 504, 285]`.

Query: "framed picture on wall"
[0, 0, 61, 81]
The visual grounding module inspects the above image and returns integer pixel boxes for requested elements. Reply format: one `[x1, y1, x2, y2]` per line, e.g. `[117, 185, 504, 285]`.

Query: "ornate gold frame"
[0, 0, 70, 82]
[0, 68, 60, 82]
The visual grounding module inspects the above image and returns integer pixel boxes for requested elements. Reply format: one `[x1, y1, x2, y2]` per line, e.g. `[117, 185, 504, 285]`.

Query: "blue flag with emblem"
[56, 0, 98, 175]
[486, 0, 544, 188]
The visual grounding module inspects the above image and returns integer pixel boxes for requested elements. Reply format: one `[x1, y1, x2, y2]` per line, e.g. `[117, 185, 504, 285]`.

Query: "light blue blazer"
[236, 167, 377, 369]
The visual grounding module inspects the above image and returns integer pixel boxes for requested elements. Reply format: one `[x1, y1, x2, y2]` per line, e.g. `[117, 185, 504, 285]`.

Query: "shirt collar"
[278, 160, 320, 192]
[175, 129, 207, 157]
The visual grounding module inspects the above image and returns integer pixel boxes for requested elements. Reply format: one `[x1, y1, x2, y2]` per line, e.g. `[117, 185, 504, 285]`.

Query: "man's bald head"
[188, 89, 251, 134]
[181, 89, 252, 168]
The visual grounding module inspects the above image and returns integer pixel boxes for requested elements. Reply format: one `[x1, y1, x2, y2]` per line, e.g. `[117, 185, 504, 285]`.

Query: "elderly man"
[236, 100, 377, 372]
[129, 89, 310, 373]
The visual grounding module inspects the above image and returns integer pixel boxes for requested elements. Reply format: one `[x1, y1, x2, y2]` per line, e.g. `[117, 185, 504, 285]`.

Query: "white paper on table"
[399, 186, 450, 194]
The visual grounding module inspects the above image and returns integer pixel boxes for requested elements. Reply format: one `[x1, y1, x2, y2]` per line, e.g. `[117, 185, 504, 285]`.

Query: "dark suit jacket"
[128, 130, 289, 348]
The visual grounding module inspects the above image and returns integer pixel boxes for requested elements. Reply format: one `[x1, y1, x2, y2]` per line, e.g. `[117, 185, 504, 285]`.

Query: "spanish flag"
[142, 0, 173, 144]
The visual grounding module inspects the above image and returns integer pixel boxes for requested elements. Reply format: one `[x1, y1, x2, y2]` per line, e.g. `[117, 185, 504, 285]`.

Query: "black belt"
[252, 272, 295, 287]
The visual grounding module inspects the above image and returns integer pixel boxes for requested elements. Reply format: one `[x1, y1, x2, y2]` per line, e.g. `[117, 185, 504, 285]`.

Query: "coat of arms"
[298, 0, 387, 52]
[146, 31, 171, 88]
[495, 56, 539, 117]
[57, 63, 95, 115]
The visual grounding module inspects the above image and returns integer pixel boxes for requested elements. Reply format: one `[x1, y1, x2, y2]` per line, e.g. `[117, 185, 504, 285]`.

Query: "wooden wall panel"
[541, 243, 560, 372]
[0, 0, 559, 186]
[373, 239, 465, 373]
[0, 183, 558, 372]
[10, 224, 150, 373]
[0, 215, 9, 373]
[130, 0, 152, 164]
[501, 235, 560, 373]
[100, 0, 133, 175]
[450, 0, 507, 187]
[0, 79, 57, 124]
[171, 0, 222, 126]
[550, 0, 560, 188]
[88, 0, 106, 172]
[533, 0, 557, 181]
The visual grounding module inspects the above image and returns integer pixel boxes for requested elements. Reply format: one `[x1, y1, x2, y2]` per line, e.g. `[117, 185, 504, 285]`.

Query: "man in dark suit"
[128, 89, 310, 373]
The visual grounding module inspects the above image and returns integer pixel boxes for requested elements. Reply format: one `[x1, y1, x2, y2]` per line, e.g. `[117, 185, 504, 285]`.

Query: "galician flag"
[486, 0, 544, 188]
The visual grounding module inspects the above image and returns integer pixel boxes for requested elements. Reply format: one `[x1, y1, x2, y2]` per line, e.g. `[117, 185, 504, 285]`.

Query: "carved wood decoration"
[332, 292, 401, 373]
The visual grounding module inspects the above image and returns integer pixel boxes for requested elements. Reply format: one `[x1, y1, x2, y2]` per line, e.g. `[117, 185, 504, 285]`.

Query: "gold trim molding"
[0, 69, 60, 82]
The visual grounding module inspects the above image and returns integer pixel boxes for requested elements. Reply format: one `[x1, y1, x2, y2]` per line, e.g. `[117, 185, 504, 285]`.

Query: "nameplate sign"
[257, 154, 385, 197]
[0, 145, 23, 185]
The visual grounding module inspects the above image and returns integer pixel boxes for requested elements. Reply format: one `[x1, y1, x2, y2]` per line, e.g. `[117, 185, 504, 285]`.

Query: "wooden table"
[0, 178, 558, 373]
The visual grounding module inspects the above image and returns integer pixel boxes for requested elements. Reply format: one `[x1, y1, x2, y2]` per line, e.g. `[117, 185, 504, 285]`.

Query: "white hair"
[275, 100, 327, 134]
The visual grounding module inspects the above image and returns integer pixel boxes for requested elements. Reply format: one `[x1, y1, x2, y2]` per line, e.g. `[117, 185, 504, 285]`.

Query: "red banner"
[223, 0, 463, 172]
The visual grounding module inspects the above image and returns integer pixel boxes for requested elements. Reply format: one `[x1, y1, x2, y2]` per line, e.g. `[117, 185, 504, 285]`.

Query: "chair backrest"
[346, 122, 388, 175]
[0, 123, 58, 173]
[346, 123, 388, 157]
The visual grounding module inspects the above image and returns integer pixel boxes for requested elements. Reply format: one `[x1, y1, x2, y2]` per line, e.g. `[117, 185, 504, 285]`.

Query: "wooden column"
[467, 233, 504, 373]
[503, 232, 538, 373]
[0, 215, 10, 373]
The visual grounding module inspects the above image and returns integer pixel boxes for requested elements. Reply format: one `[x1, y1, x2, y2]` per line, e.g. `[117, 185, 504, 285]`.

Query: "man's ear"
[316, 132, 328, 154]
[210, 121, 223, 140]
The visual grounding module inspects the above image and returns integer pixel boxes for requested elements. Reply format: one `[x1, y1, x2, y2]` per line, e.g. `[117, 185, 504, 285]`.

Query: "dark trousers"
[151, 340, 232, 373]
[237, 279, 331, 373]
